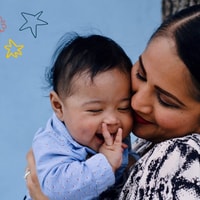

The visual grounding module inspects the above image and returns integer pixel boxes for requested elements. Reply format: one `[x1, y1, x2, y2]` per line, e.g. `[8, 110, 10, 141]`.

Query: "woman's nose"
[131, 86, 153, 114]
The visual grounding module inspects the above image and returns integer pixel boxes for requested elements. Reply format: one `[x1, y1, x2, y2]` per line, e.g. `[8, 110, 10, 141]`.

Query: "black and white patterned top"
[119, 133, 200, 200]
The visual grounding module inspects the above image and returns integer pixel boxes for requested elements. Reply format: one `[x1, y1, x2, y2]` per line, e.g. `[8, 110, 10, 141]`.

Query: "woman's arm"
[25, 149, 49, 200]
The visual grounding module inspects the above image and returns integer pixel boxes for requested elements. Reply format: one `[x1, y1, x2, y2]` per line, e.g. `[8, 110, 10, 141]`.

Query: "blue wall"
[0, 1, 161, 199]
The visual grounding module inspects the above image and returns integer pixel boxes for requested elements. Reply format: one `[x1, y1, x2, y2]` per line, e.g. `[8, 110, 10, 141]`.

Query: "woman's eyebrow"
[139, 55, 146, 76]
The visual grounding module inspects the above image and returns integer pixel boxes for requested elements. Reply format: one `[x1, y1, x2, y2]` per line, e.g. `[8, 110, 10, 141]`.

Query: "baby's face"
[60, 68, 133, 152]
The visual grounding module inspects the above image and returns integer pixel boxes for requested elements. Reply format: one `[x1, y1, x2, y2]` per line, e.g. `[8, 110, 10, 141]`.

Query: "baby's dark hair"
[46, 32, 132, 97]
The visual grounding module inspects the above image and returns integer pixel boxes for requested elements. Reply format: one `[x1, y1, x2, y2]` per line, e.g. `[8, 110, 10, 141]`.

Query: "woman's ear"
[50, 91, 64, 121]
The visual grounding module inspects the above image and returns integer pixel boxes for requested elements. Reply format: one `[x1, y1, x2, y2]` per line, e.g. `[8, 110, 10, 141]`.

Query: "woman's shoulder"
[120, 134, 200, 199]
[156, 133, 200, 155]
[131, 133, 200, 160]
[135, 133, 200, 183]
[132, 133, 200, 177]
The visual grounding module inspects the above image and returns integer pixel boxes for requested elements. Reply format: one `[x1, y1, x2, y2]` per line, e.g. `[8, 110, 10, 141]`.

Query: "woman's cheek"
[156, 111, 182, 131]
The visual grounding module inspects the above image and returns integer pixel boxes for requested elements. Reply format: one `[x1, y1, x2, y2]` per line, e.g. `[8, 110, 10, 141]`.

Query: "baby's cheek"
[122, 120, 133, 139]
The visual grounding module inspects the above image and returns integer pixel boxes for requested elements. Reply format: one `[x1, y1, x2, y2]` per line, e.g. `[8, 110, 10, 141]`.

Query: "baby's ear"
[50, 91, 64, 121]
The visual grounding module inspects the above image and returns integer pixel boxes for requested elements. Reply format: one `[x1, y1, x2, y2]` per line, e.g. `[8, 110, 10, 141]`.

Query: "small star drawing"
[19, 11, 48, 38]
[4, 39, 24, 58]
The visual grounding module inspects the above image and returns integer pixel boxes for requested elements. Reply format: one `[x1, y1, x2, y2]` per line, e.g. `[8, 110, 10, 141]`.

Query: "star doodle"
[19, 11, 48, 38]
[4, 39, 24, 58]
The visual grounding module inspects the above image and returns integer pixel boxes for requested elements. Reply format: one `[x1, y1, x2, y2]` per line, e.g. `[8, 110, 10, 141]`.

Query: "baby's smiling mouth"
[96, 133, 104, 141]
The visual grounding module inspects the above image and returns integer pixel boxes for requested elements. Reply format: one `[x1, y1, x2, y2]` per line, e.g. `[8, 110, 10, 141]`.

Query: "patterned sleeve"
[119, 134, 200, 200]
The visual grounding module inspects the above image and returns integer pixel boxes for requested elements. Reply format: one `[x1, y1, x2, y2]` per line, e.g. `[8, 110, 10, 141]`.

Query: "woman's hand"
[25, 149, 49, 200]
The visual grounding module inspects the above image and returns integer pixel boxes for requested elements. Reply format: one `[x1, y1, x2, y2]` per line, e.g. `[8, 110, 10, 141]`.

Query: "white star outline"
[19, 11, 48, 38]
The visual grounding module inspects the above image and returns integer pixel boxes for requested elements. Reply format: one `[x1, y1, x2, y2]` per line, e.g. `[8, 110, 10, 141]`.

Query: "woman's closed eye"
[157, 93, 180, 109]
[136, 71, 146, 81]
[136, 56, 147, 81]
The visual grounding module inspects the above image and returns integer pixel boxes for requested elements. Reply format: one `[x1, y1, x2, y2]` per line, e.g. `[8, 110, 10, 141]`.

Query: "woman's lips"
[134, 113, 153, 125]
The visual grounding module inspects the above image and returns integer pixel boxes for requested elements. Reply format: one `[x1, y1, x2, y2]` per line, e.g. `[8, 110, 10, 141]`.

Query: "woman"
[24, 5, 200, 200]
[119, 4, 200, 199]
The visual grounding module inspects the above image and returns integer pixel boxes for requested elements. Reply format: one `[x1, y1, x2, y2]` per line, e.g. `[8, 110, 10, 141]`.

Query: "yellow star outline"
[4, 39, 24, 58]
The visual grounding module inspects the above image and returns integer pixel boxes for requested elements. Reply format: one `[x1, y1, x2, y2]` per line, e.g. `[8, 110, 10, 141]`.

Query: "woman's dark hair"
[149, 5, 200, 100]
[46, 32, 132, 97]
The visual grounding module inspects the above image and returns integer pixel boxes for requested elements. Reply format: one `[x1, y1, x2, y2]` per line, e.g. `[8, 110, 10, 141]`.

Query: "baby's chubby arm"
[99, 123, 128, 172]
[32, 130, 116, 200]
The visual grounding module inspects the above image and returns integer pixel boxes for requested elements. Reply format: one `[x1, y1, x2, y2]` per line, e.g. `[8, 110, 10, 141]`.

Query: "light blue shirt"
[29, 113, 130, 200]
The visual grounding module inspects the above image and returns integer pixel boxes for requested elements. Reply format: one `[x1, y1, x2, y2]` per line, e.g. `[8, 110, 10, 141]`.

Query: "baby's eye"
[87, 109, 102, 113]
[118, 106, 131, 111]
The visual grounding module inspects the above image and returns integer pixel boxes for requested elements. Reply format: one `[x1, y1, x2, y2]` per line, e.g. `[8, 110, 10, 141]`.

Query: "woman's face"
[131, 37, 200, 143]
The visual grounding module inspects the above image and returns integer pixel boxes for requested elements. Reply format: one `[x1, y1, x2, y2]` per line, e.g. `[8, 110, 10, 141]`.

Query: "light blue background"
[0, 1, 161, 199]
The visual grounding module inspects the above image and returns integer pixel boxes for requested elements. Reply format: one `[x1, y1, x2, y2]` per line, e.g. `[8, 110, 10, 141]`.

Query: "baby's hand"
[99, 123, 127, 172]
